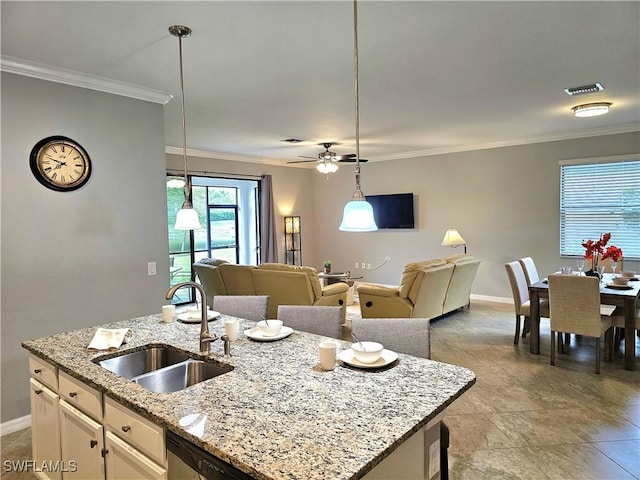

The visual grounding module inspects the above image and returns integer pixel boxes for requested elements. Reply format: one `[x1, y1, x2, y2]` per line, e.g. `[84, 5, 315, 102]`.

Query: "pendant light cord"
[352, 0, 364, 201]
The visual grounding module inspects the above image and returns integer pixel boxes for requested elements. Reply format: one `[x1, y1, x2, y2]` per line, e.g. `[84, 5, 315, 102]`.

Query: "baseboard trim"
[470, 294, 513, 305]
[0, 415, 31, 436]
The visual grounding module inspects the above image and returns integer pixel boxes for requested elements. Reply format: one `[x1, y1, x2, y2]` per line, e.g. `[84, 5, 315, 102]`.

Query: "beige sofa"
[357, 254, 481, 319]
[193, 259, 349, 319]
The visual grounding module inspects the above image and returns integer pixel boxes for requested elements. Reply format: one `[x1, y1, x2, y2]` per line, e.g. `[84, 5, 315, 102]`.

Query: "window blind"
[559, 159, 640, 260]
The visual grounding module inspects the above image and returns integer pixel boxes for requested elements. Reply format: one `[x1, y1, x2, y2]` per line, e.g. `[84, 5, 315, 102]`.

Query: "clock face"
[30, 136, 91, 192]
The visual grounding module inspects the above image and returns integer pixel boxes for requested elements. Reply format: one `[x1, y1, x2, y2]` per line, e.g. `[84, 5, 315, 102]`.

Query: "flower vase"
[584, 255, 600, 278]
[323, 266, 331, 274]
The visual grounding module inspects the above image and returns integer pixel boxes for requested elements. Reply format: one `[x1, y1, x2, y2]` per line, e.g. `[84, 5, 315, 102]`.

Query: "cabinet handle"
[90, 440, 98, 448]
[101, 449, 108, 457]
[121, 425, 131, 433]
[33, 369, 42, 374]
[69, 392, 77, 398]
[34, 389, 43, 395]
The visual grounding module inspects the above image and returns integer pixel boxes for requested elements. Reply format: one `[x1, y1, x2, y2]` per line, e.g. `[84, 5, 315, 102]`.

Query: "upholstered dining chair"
[351, 317, 431, 359]
[350, 317, 448, 480]
[277, 305, 343, 339]
[505, 261, 550, 345]
[611, 308, 640, 350]
[519, 257, 540, 286]
[547, 275, 618, 374]
[212, 295, 269, 322]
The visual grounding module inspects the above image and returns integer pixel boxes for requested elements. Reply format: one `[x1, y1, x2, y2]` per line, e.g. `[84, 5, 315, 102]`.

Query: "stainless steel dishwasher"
[166, 431, 253, 480]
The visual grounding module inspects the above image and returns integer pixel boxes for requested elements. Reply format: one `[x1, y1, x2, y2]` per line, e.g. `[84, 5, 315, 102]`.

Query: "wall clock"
[30, 136, 92, 192]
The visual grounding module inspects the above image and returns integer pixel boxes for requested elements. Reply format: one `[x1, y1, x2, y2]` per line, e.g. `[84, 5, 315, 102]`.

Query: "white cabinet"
[59, 400, 104, 479]
[104, 432, 167, 480]
[29, 378, 62, 480]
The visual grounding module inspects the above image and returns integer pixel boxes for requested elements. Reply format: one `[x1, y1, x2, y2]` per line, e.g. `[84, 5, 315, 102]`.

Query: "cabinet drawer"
[29, 355, 57, 391]
[58, 370, 103, 421]
[104, 396, 166, 466]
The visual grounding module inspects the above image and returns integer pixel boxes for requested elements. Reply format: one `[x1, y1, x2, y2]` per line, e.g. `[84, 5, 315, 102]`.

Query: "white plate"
[177, 310, 221, 323]
[244, 326, 294, 342]
[337, 349, 399, 369]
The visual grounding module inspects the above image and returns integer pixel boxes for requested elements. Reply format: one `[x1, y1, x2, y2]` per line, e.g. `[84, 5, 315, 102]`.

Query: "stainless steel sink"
[95, 345, 232, 393]
[97, 345, 191, 379]
[134, 360, 231, 394]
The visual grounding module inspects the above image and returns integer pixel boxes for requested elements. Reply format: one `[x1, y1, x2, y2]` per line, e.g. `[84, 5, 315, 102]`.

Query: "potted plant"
[581, 233, 622, 278]
[323, 260, 332, 274]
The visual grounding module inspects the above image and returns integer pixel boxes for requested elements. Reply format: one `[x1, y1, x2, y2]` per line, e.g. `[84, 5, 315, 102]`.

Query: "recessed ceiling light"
[572, 102, 612, 117]
[564, 83, 604, 96]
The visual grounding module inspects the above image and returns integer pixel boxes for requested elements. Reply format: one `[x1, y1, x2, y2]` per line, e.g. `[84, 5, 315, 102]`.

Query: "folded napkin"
[87, 328, 133, 351]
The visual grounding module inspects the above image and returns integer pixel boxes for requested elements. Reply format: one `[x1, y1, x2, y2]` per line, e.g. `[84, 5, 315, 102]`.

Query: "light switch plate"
[147, 262, 157, 276]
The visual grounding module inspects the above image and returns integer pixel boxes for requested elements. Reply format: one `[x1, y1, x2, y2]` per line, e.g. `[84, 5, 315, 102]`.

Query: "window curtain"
[260, 175, 278, 263]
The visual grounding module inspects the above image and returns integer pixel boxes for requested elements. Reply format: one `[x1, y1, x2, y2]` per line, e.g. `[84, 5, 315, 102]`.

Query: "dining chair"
[505, 261, 550, 345]
[611, 308, 640, 350]
[519, 257, 540, 286]
[350, 317, 449, 480]
[351, 317, 431, 359]
[547, 275, 617, 374]
[212, 295, 269, 322]
[277, 305, 343, 339]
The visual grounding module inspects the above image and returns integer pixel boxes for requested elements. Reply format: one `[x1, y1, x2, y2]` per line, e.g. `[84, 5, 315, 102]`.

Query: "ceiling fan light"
[572, 102, 611, 117]
[167, 177, 186, 188]
[317, 161, 339, 174]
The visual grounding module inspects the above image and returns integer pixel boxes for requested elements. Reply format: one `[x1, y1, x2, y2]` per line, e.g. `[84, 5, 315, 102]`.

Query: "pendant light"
[339, 0, 377, 232]
[170, 25, 202, 230]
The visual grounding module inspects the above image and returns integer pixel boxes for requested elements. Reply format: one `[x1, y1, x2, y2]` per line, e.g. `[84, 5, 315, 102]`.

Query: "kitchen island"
[23, 314, 475, 480]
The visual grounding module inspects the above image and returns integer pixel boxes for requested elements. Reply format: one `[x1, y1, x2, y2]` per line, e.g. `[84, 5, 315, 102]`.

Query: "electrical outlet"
[361, 260, 366, 270]
[354, 262, 359, 269]
[147, 262, 157, 276]
[428, 440, 440, 478]
[366, 263, 371, 270]
[385, 256, 391, 261]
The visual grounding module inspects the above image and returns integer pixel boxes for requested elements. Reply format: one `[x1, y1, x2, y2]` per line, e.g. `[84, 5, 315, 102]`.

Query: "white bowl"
[621, 270, 636, 278]
[612, 276, 629, 286]
[256, 320, 283, 337]
[351, 341, 384, 364]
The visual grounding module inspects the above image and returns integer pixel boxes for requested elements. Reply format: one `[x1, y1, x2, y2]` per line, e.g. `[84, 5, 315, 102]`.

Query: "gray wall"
[309, 133, 640, 298]
[1, 73, 169, 422]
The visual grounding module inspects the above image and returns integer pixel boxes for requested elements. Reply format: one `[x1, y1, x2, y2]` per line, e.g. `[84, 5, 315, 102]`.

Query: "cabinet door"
[104, 432, 167, 480]
[59, 400, 104, 479]
[30, 378, 62, 480]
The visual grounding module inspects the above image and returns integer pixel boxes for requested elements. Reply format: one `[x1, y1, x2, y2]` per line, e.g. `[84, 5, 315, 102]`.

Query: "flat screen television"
[365, 192, 415, 229]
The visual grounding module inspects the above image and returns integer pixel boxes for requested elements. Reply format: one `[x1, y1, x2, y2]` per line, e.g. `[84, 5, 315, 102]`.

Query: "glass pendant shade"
[317, 161, 339, 174]
[174, 206, 201, 230]
[339, 197, 377, 232]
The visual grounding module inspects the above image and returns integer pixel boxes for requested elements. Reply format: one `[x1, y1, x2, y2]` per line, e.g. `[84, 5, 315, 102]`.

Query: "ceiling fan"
[286, 143, 368, 173]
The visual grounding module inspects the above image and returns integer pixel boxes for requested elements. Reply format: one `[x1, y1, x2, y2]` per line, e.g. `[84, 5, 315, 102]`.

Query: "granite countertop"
[23, 314, 475, 480]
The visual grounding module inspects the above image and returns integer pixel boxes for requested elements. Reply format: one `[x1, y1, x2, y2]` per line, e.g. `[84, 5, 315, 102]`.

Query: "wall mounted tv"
[366, 192, 415, 229]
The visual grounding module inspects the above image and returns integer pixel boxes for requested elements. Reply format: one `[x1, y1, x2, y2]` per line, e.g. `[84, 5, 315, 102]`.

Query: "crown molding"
[369, 123, 640, 162]
[1, 55, 172, 105]
[165, 146, 286, 166]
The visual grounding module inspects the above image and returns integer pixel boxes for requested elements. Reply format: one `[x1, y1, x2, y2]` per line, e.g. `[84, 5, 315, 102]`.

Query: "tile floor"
[2, 300, 639, 479]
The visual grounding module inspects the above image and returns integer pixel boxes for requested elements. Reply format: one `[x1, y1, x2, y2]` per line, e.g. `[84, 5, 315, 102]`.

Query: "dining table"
[529, 273, 639, 371]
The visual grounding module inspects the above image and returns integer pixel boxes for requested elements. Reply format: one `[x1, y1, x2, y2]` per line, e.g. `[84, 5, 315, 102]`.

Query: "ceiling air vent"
[564, 83, 604, 96]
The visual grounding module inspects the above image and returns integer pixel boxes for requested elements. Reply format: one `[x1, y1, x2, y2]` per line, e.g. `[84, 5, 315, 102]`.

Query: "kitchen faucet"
[165, 282, 217, 354]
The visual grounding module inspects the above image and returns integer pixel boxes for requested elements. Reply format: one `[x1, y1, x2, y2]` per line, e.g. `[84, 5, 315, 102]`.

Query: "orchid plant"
[581, 233, 623, 272]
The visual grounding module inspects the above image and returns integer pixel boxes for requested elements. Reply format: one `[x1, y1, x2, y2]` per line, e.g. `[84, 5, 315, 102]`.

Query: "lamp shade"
[339, 199, 377, 232]
[317, 161, 339, 174]
[441, 229, 466, 247]
[174, 207, 202, 230]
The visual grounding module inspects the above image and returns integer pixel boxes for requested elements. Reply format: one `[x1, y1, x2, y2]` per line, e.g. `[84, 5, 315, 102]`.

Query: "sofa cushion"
[258, 263, 322, 299]
[398, 259, 446, 298]
[218, 264, 256, 295]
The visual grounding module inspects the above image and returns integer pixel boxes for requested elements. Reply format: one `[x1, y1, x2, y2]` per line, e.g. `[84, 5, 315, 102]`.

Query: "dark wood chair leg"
[558, 332, 565, 354]
[514, 315, 521, 345]
[595, 337, 601, 374]
[550, 330, 556, 366]
[604, 328, 613, 362]
[522, 316, 530, 338]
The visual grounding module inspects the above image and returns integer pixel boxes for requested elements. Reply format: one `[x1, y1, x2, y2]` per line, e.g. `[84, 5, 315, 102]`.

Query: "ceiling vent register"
[564, 83, 604, 96]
